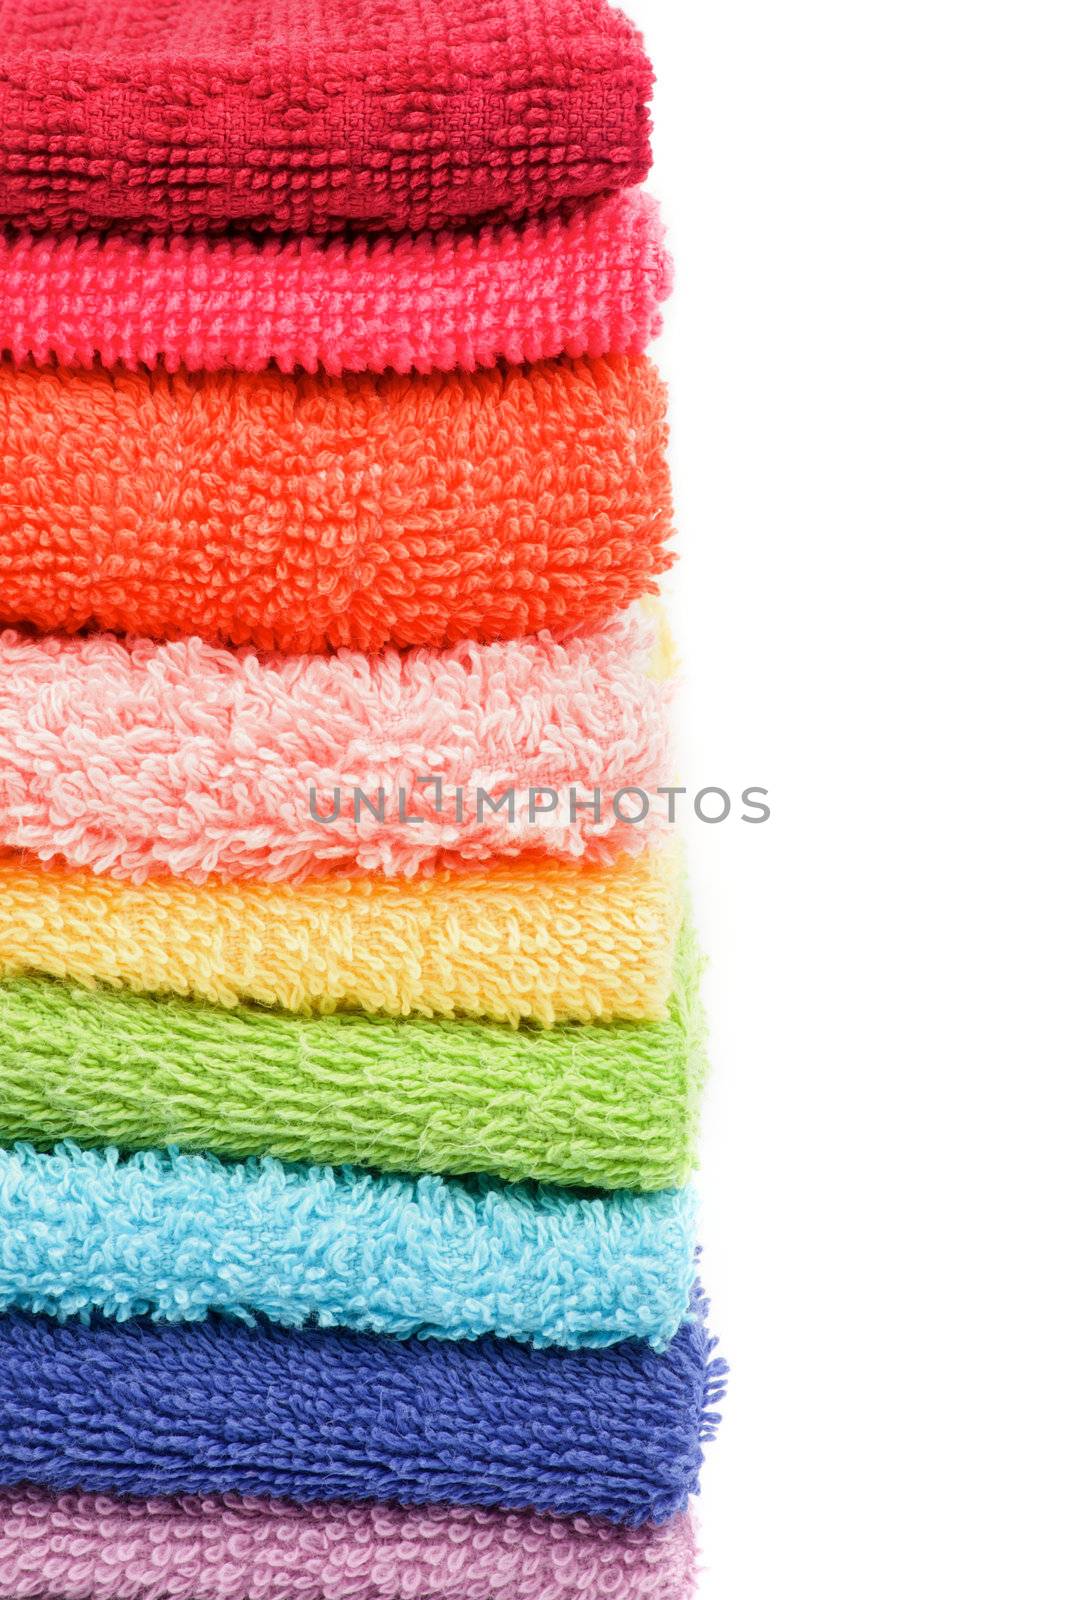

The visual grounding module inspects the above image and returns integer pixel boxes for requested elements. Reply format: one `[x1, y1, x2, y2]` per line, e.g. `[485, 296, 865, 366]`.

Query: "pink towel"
[0, 610, 671, 883]
[0, 1487, 696, 1600]
[0, 192, 670, 376]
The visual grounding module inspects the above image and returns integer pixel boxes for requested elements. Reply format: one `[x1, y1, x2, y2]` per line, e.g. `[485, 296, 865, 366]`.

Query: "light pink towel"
[0, 192, 670, 376]
[0, 610, 671, 883]
[0, 1488, 696, 1600]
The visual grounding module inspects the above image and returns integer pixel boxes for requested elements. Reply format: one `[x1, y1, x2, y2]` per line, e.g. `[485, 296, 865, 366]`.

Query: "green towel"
[0, 930, 706, 1192]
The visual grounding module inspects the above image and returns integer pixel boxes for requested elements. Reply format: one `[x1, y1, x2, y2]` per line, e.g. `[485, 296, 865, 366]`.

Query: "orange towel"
[0, 356, 672, 653]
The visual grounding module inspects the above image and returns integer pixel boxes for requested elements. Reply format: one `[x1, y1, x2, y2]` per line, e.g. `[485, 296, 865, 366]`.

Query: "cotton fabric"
[0, 849, 681, 1025]
[0, 355, 672, 653]
[0, 929, 704, 1190]
[0, 1300, 725, 1524]
[0, 1141, 697, 1348]
[0, 191, 670, 375]
[0, 0, 653, 233]
[0, 1487, 697, 1600]
[0, 612, 671, 882]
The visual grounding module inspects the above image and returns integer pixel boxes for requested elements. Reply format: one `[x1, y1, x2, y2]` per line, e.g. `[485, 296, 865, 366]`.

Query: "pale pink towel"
[0, 191, 670, 376]
[0, 1488, 696, 1600]
[0, 610, 671, 883]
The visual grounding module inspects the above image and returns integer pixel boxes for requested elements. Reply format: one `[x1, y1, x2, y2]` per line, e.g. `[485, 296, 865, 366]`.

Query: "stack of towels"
[0, 2, 726, 1597]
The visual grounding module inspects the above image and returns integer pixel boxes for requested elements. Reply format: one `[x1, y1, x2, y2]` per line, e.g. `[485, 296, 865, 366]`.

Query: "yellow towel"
[0, 852, 681, 1026]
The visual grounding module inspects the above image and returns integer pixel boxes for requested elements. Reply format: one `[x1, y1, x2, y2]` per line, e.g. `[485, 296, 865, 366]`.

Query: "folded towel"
[0, 612, 671, 883]
[0, 1487, 696, 1600]
[0, 0, 652, 234]
[0, 930, 704, 1191]
[0, 1301, 725, 1523]
[0, 850, 680, 1024]
[0, 356, 671, 653]
[0, 191, 670, 376]
[0, 1142, 696, 1348]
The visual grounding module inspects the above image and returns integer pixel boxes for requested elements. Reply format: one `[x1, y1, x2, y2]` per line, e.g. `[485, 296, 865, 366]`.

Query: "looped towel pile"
[0, 4, 725, 1598]
[0, 1489, 699, 1600]
[0, 0, 653, 234]
[0, 355, 673, 652]
[0, 926, 706, 1189]
[0, 1143, 697, 1347]
[0, 190, 671, 375]
[0, 613, 673, 880]
[0, 1303, 726, 1523]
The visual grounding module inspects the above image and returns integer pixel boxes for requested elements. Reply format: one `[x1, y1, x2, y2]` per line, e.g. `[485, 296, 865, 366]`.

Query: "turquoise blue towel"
[0, 1142, 696, 1349]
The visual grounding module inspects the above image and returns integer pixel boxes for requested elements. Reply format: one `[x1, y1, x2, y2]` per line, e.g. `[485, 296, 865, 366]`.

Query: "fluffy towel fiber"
[0, 191, 670, 376]
[0, 849, 680, 1025]
[0, 930, 704, 1191]
[0, 1300, 725, 1523]
[0, 356, 672, 653]
[0, 0, 652, 234]
[0, 612, 671, 883]
[0, 1487, 697, 1600]
[0, 1142, 696, 1348]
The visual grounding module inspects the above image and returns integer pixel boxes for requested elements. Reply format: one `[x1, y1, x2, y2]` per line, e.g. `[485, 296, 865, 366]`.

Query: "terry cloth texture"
[0, 191, 671, 375]
[0, 355, 672, 654]
[0, 1142, 696, 1348]
[0, 1301, 726, 1523]
[0, 612, 671, 883]
[0, 930, 705, 1191]
[0, 1487, 697, 1600]
[0, 0, 653, 234]
[0, 849, 680, 1025]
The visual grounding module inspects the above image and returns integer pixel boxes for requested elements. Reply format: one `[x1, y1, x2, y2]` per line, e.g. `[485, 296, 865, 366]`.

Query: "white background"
[630, 2, 1070, 1594]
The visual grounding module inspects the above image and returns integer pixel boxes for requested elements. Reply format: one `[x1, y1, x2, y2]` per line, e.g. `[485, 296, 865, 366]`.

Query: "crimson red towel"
[0, 0, 653, 234]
